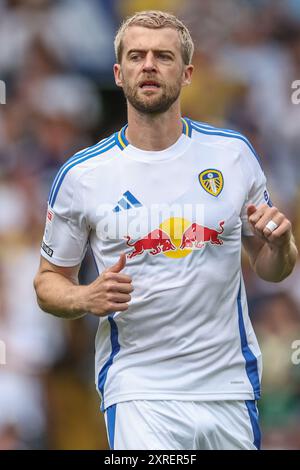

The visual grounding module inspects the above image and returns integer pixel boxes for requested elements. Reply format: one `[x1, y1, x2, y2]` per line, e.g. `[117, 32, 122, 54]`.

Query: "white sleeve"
[41, 168, 89, 266]
[239, 141, 272, 237]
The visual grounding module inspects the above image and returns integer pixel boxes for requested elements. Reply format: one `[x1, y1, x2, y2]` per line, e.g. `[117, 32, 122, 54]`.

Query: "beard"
[122, 80, 181, 114]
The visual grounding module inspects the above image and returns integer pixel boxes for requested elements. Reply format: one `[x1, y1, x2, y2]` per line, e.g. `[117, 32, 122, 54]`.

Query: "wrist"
[269, 239, 298, 276]
[268, 235, 292, 255]
[69, 285, 89, 317]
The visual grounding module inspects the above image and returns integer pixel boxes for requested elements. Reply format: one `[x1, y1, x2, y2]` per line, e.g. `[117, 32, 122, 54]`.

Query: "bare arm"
[33, 254, 133, 320]
[34, 257, 85, 319]
[242, 204, 298, 282]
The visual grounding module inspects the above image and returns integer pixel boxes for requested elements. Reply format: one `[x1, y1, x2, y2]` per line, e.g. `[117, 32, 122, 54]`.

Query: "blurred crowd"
[0, 0, 300, 450]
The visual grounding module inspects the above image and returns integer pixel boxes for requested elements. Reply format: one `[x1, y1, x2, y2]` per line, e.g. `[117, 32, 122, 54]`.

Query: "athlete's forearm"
[253, 237, 298, 282]
[34, 271, 88, 319]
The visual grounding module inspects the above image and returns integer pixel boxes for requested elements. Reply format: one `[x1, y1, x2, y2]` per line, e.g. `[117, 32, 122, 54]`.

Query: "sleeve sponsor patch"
[41, 241, 53, 257]
[264, 189, 273, 207]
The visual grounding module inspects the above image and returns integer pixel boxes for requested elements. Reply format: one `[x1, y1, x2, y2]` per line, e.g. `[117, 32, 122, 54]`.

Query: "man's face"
[114, 26, 193, 114]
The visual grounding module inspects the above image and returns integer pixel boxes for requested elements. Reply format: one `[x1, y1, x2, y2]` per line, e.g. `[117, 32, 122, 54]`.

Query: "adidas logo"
[113, 191, 142, 212]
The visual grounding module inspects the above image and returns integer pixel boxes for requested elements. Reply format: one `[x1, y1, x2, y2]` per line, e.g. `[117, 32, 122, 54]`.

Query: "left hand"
[247, 204, 292, 248]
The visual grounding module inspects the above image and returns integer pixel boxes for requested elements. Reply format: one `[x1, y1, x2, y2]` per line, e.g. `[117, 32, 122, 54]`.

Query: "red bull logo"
[125, 218, 224, 259]
[125, 229, 176, 259]
[180, 221, 224, 249]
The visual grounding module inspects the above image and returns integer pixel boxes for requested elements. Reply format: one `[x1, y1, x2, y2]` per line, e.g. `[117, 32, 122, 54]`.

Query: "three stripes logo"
[113, 191, 142, 212]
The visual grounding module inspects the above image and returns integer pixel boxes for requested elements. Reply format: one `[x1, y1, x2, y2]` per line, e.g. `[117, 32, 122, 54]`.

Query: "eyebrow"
[127, 49, 175, 56]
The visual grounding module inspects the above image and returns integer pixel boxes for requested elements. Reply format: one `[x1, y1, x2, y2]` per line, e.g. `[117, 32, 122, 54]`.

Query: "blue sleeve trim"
[49, 140, 116, 208]
[191, 120, 262, 168]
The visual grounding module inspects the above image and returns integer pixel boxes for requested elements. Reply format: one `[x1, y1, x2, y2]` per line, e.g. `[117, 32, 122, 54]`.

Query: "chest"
[86, 144, 246, 241]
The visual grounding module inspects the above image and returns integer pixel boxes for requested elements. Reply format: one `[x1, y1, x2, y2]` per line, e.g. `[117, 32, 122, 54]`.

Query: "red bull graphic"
[180, 221, 224, 249]
[125, 229, 176, 258]
[125, 219, 225, 259]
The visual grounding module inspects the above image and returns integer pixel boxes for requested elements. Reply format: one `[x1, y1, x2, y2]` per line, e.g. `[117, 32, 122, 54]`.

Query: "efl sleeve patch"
[41, 241, 53, 257]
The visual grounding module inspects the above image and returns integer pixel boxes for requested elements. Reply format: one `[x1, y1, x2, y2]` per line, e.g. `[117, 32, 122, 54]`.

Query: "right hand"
[80, 253, 133, 316]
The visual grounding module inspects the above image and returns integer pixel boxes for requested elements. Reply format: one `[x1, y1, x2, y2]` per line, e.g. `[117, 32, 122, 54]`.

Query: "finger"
[103, 272, 132, 283]
[253, 207, 280, 232]
[262, 214, 284, 238]
[247, 204, 257, 219]
[108, 302, 129, 312]
[108, 293, 131, 303]
[247, 204, 269, 225]
[251, 206, 278, 232]
[107, 253, 126, 273]
[267, 219, 292, 244]
[108, 283, 134, 294]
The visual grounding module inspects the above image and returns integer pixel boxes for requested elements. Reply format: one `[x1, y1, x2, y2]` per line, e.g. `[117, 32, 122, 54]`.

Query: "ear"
[114, 63, 123, 88]
[182, 64, 194, 87]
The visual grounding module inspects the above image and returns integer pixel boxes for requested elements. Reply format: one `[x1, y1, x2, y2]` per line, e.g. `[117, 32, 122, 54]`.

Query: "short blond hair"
[114, 10, 194, 65]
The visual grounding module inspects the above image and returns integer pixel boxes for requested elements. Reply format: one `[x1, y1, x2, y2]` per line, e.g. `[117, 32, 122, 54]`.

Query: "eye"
[158, 53, 172, 61]
[130, 53, 142, 61]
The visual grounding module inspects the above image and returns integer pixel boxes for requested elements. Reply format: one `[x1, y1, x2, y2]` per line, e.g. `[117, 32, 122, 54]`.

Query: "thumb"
[247, 204, 257, 219]
[107, 253, 126, 273]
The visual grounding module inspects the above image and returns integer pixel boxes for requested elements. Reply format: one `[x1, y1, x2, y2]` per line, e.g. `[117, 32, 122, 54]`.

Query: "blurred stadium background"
[0, 0, 300, 450]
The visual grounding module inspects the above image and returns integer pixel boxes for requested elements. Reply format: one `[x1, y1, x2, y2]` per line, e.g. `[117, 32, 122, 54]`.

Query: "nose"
[142, 52, 157, 73]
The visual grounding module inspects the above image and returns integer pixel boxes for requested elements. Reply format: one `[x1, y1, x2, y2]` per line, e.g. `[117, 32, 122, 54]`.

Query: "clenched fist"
[247, 204, 292, 247]
[80, 253, 133, 316]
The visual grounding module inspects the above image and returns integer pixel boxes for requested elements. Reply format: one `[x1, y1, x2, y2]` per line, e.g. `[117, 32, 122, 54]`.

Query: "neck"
[125, 102, 183, 151]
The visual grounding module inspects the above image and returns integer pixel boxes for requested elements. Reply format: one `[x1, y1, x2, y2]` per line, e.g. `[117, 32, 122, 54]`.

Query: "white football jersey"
[41, 118, 272, 411]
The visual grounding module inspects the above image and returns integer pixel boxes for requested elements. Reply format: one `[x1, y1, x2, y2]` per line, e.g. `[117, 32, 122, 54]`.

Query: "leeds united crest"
[199, 169, 224, 197]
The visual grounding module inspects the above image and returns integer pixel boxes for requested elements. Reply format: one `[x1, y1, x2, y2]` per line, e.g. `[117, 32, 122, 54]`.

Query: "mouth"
[139, 81, 161, 90]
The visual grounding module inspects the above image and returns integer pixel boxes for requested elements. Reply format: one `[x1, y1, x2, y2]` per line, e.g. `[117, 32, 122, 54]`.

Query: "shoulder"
[61, 132, 118, 176]
[188, 118, 260, 164]
[48, 133, 117, 208]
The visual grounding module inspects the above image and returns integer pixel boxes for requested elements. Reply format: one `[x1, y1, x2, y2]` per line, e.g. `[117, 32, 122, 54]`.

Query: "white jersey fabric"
[104, 399, 261, 450]
[41, 118, 272, 411]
